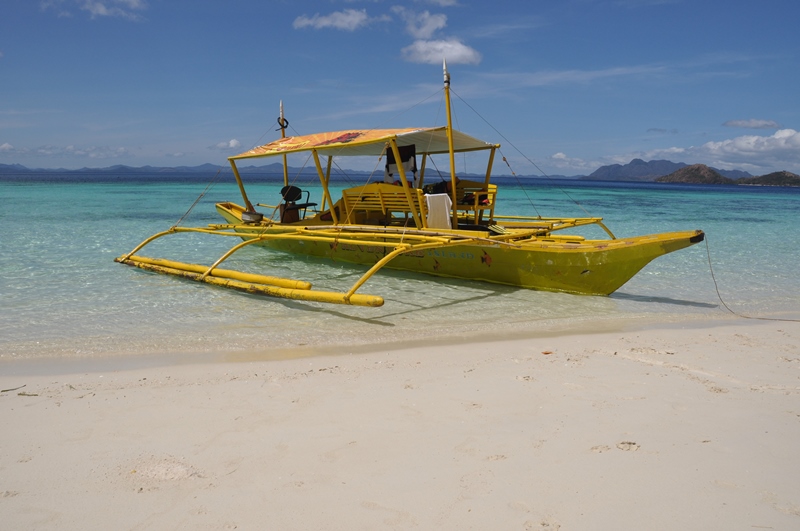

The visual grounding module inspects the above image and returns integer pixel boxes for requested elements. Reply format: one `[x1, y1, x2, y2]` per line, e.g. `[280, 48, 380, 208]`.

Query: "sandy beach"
[2, 319, 799, 530]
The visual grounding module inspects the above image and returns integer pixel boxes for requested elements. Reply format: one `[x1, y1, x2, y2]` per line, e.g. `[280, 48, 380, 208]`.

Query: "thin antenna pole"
[443, 59, 458, 228]
[279, 100, 289, 187]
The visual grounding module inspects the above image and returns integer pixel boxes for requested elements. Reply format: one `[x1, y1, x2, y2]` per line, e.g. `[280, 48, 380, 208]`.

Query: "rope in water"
[450, 89, 796, 324]
[704, 236, 799, 323]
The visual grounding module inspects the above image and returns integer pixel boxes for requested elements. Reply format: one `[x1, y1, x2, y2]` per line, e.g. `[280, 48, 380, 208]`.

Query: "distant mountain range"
[2, 159, 797, 186]
[0, 162, 286, 175]
[582, 158, 753, 181]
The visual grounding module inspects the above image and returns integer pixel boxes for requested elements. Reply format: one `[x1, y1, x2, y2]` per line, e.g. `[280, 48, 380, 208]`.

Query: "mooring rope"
[172, 169, 224, 228]
[499, 149, 542, 218]
[449, 88, 593, 218]
[704, 236, 799, 323]
[447, 89, 796, 323]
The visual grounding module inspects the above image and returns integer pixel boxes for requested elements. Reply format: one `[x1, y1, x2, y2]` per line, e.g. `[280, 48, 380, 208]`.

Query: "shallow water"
[1, 175, 798, 362]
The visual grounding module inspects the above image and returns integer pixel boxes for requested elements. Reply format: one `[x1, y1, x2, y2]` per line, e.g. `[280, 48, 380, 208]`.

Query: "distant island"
[0, 162, 279, 175]
[580, 158, 753, 181]
[655, 165, 800, 187]
[2, 159, 798, 187]
[581, 158, 798, 187]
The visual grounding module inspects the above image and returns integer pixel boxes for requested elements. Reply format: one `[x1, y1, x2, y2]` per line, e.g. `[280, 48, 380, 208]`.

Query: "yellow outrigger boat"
[116, 64, 704, 307]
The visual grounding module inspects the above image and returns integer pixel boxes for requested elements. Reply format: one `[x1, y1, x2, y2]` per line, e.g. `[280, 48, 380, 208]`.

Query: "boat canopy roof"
[229, 126, 498, 161]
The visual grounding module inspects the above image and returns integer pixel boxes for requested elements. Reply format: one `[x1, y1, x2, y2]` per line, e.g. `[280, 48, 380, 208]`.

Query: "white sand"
[2, 320, 799, 530]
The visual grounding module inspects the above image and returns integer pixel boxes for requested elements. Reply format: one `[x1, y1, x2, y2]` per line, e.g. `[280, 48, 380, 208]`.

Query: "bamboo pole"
[280, 100, 289, 187]
[312, 150, 338, 224]
[123, 255, 311, 289]
[228, 159, 254, 211]
[389, 138, 423, 228]
[118, 258, 383, 307]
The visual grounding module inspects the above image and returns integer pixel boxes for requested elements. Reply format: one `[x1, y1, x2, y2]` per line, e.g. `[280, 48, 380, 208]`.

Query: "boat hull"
[257, 231, 700, 295]
[217, 204, 703, 295]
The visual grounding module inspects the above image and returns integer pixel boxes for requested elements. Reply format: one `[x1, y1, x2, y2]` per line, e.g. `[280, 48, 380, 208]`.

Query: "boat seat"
[280, 185, 317, 222]
[454, 180, 497, 224]
[341, 183, 428, 227]
[421, 179, 496, 224]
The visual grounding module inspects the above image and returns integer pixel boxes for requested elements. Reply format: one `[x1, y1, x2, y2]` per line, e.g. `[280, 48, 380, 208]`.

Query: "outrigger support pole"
[114, 226, 390, 306]
[118, 254, 384, 306]
[115, 221, 518, 307]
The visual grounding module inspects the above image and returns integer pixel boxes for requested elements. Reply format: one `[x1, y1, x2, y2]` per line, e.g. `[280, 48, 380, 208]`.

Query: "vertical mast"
[443, 59, 458, 229]
[279, 100, 289, 187]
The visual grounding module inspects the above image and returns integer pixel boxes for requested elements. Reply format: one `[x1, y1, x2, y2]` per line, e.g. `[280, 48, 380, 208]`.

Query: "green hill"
[738, 171, 800, 187]
[655, 164, 734, 184]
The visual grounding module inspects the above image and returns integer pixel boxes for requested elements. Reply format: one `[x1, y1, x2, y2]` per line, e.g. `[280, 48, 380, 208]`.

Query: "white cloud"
[547, 152, 598, 173]
[700, 129, 800, 162]
[66, 145, 129, 158]
[614, 0, 679, 6]
[401, 38, 481, 65]
[481, 54, 761, 92]
[0, 142, 14, 152]
[723, 119, 781, 130]
[485, 65, 666, 88]
[27, 144, 129, 159]
[293, 9, 387, 31]
[392, 7, 447, 39]
[622, 129, 800, 173]
[472, 21, 545, 38]
[646, 146, 687, 157]
[419, 0, 460, 6]
[39, 0, 70, 16]
[213, 139, 241, 151]
[41, 0, 148, 20]
[647, 128, 679, 135]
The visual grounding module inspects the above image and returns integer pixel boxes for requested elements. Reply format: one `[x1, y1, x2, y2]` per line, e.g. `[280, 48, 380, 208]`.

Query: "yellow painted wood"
[122, 255, 311, 290]
[117, 257, 383, 306]
[116, 67, 704, 306]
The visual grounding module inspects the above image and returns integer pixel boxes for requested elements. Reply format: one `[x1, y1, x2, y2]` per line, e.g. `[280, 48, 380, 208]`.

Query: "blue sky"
[2, 0, 799, 176]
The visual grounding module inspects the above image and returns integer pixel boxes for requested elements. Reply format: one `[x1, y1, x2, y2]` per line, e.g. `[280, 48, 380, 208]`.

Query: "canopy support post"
[484, 146, 496, 188]
[312, 150, 338, 224]
[228, 159, 254, 211]
[389, 138, 423, 228]
[321, 155, 333, 210]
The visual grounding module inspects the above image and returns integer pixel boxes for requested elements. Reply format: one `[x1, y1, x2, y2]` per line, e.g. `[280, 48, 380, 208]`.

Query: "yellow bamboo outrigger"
[116, 63, 704, 307]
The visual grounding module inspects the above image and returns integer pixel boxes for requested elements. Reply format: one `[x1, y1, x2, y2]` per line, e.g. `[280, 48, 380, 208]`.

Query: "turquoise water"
[1, 175, 798, 362]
